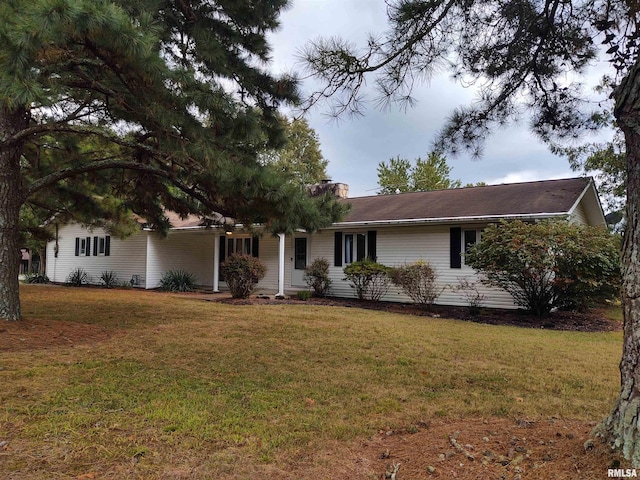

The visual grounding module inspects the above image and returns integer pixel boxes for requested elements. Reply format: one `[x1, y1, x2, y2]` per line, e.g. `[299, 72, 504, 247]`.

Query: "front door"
[291, 236, 308, 287]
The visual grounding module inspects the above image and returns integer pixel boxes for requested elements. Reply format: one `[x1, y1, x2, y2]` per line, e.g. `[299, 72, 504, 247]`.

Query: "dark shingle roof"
[339, 177, 590, 224]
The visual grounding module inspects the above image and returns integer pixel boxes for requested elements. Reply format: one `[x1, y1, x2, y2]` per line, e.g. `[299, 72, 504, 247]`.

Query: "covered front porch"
[145, 228, 314, 296]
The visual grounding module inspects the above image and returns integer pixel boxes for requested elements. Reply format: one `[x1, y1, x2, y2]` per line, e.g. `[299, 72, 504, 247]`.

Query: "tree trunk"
[596, 59, 640, 466]
[0, 106, 28, 321]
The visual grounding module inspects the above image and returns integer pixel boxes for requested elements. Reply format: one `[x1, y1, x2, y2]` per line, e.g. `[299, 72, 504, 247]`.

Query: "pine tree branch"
[24, 158, 234, 218]
[4, 123, 148, 149]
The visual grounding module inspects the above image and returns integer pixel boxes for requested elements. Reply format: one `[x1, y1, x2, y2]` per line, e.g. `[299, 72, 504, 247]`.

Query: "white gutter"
[142, 223, 255, 232]
[328, 211, 570, 228]
[144, 211, 575, 233]
[142, 225, 226, 232]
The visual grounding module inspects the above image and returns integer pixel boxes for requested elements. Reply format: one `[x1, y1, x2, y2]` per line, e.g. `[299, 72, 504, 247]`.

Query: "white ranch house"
[45, 177, 606, 309]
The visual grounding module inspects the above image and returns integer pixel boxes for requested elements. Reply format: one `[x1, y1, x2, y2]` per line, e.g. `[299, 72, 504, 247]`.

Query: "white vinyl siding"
[254, 235, 280, 291]
[145, 231, 214, 289]
[570, 202, 589, 225]
[306, 225, 517, 309]
[46, 223, 147, 286]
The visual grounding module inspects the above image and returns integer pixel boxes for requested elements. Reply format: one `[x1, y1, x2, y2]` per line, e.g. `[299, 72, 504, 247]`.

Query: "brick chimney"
[306, 180, 349, 199]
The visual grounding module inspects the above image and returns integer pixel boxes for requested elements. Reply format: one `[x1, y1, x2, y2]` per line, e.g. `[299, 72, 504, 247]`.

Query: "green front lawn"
[0, 285, 622, 478]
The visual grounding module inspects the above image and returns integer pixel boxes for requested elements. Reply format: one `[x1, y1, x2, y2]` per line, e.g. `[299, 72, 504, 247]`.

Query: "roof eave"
[331, 212, 570, 228]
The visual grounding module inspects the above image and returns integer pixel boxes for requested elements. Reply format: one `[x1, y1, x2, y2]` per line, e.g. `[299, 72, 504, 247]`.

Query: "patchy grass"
[599, 303, 624, 323]
[0, 285, 622, 479]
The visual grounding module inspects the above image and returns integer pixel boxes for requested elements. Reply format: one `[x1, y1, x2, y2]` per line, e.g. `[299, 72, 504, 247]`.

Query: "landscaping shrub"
[465, 220, 621, 316]
[23, 272, 49, 284]
[295, 290, 313, 301]
[221, 254, 266, 299]
[66, 267, 90, 286]
[159, 269, 196, 292]
[304, 257, 332, 297]
[453, 277, 486, 315]
[390, 260, 444, 309]
[343, 259, 391, 301]
[99, 271, 119, 288]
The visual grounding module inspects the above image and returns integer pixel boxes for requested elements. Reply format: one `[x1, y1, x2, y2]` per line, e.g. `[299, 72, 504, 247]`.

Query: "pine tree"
[0, 0, 346, 321]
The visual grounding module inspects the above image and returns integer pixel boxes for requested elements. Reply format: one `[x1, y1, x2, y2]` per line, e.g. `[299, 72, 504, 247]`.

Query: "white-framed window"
[219, 234, 260, 281]
[344, 232, 368, 264]
[75, 236, 110, 257]
[462, 229, 481, 265]
[334, 230, 377, 266]
[98, 237, 106, 255]
[227, 236, 253, 256]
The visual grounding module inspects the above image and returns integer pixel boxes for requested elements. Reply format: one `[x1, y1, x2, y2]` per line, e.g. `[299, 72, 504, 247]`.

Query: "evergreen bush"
[23, 272, 50, 284]
[343, 259, 391, 301]
[221, 254, 266, 299]
[66, 268, 90, 286]
[296, 290, 313, 301]
[304, 257, 332, 297]
[159, 270, 196, 292]
[100, 271, 119, 288]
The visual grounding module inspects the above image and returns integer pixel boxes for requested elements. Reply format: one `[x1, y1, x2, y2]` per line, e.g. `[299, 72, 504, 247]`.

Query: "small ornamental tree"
[221, 254, 266, 299]
[343, 259, 391, 301]
[390, 260, 443, 310]
[465, 220, 621, 317]
[304, 257, 332, 297]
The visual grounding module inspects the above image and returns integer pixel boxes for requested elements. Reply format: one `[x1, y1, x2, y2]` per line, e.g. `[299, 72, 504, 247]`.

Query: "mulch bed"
[213, 295, 621, 333]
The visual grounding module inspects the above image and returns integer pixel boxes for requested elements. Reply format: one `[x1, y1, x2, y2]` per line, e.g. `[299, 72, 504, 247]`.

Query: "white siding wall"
[45, 224, 147, 286]
[570, 202, 589, 225]
[255, 234, 281, 291]
[146, 231, 215, 288]
[303, 225, 517, 309]
[49, 219, 567, 308]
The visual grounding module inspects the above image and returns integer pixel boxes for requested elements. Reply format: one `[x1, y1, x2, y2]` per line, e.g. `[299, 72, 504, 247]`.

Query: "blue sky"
[267, 0, 614, 198]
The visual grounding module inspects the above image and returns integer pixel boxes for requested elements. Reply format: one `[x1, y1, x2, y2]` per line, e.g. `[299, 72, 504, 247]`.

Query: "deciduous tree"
[260, 116, 329, 185]
[377, 152, 461, 193]
[302, 0, 640, 463]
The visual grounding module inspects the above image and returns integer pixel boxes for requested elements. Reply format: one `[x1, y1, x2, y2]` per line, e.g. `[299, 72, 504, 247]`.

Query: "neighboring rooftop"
[339, 177, 600, 224]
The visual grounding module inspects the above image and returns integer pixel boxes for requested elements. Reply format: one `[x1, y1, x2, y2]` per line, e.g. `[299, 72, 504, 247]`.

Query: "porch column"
[213, 234, 220, 292]
[277, 233, 285, 297]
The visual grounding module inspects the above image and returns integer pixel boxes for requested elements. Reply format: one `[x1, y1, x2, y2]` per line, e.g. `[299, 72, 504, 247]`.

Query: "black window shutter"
[334, 231, 343, 267]
[105, 236, 111, 256]
[252, 236, 260, 257]
[367, 230, 377, 261]
[86, 236, 91, 256]
[450, 227, 462, 269]
[93, 237, 98, 256]
[75, 238, 79, 256]
[219, 235, 226, 262]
